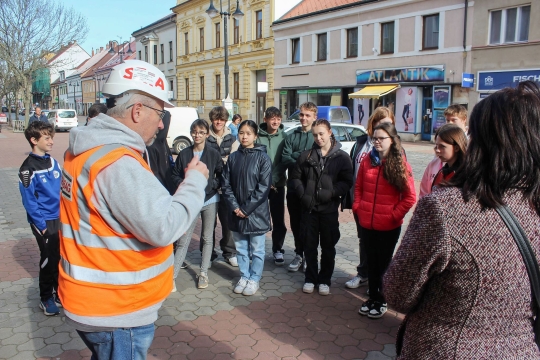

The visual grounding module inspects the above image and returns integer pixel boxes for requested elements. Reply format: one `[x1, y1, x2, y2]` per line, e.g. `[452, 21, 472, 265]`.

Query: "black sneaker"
[358, 299, 375, 316]
[180, 262, 188, 269]
[273, 251, 284, 266]
[368, 301, 387, 319]
[210, 252, 218, 262]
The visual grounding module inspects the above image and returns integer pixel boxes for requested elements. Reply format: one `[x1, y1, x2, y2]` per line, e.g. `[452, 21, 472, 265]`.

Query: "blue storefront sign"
[461, 73, 474, 88]
[356, 65, 445, 84]
[477, 69, 540, 91]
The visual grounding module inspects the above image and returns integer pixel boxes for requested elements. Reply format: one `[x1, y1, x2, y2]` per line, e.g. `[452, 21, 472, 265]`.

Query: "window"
[184, 33, 189, 55]
[381, 21, 395, 54]
[200, 76, 204, 100]
[215, 75, 221, 99]
[423, 14, 439, 50]
[138, 50, 141, 60]
[489, 5, 530, 44]
[169, 41, 173, 61]
[160, 44, 164, 63]
[153, 45, 157, 64]
[215, 23, 221, 48]
[145, 46, 148, 62]
[347, 28, 358, 57]
[291, 38, 300, 63]
[199, 28, 204, 52]
[170, 80, 174, 98]
[185, 78, 189, 100]
[331, 127, 347, 142]
[317, 33, 327, 61]
[60, 71, 65, 81]
[255, 10, 263, 39]
[233, 73, 239, 99]
[234, 19, 240, 44]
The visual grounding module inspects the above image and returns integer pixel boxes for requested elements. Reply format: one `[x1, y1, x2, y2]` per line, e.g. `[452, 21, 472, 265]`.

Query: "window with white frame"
[489, 5, 530, 44]
[423, 14, 439, 50]
[381, 22, 395, 54]
[291, 38, 300, 63]
[347, 28, 358, 57]
[317, 33, 327, 61]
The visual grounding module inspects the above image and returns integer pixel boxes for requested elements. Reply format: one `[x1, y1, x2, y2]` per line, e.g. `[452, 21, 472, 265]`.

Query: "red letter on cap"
[155, 77, 165, 90]
[123, 68, 133, 79]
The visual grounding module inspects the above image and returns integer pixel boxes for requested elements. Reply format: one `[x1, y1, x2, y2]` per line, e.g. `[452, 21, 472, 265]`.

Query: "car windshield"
[58, 111, 76, 118]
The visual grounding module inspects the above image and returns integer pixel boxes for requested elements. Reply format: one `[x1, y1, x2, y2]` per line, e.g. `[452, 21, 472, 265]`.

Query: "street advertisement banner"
[433, 86, 451, 109]
[395, 87, 417, 132]
[432, 110, 446, 133]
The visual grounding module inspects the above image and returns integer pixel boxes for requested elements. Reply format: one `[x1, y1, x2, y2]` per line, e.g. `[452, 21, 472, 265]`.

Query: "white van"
[166, 107, 199, 154]
[47, 109, 78, 131]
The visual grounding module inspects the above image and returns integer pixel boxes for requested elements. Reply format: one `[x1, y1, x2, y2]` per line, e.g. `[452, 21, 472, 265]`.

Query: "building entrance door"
[256, 93, 266, 124]
[421, 97, 433, 141]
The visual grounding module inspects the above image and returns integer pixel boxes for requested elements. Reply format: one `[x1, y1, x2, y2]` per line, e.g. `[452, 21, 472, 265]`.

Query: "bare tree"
[0, 0, 88, 125]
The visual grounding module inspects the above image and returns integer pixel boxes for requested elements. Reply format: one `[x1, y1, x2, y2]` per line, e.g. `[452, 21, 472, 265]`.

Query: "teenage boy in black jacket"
[18, 121, 62, 316]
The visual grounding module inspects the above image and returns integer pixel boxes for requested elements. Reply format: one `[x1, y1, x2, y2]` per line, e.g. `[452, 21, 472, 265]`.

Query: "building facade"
[273, 0, 474, 141]
[172, 0, 277, 122]
[469, 0, 538, 107]
[132, 14, 178, 104]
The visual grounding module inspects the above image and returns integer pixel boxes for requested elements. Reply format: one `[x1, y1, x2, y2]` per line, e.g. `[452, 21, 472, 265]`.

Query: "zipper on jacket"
[370, 165, 382, 229]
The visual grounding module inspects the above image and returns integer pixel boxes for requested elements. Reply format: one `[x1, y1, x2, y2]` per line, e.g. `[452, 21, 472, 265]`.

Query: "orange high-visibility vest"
[58, 144, 173, 317]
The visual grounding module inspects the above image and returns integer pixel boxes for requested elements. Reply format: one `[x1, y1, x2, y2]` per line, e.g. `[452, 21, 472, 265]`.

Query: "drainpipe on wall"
[462, 0, 468, 73]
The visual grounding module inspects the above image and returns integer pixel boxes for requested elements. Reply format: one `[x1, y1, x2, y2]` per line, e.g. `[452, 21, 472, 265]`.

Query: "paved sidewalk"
[0, 129, 432, 359]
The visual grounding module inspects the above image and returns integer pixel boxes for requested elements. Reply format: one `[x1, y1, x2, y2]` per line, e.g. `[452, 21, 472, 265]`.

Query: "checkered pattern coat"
[383, 186, 540, 359]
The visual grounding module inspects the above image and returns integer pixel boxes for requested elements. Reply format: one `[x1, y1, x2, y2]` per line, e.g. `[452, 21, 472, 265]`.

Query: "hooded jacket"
[281, 127, 314, 173]
[145, 111, 175, 194]
[256, 123, 288, 187]
[60, 113, 206, 329]
[289, 141, 353, 214]
[206, 125, 239, 162]
[353, 149, 416, 231]
[221, 144, 272, 235]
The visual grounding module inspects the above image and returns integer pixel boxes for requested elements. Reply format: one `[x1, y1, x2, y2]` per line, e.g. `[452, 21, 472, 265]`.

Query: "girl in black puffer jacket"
[289, 119, 353, 296]
[221, 120, 272, 297]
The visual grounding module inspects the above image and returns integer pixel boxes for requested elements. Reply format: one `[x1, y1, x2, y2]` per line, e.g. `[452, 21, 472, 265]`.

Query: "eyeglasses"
[191, 131, 207, 136]
[371, 136, 390, 144]
[126, 103, 166, 120]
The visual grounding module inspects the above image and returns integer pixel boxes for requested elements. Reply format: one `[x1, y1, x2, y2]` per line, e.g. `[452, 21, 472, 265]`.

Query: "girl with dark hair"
[289, 119, 353, 296]
[353, 122, 416, 318]
[431, 123, 467, 191]
[384, 81, 540, 358]
[221, 120, 272, 296]
[171, 119, 223, 290]
[228, 114, 242, 138]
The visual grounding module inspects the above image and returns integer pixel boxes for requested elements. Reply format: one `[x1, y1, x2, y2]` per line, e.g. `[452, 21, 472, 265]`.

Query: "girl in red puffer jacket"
[352, 122, 416, 319]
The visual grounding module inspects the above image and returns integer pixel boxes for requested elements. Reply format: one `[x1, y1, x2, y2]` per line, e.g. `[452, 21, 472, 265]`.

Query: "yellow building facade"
[172, 0, 275, 123]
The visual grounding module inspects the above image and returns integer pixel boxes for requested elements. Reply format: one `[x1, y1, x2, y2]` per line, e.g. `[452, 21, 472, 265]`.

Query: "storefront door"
[421, 97, 433, 141]
[256, 93, 266, 124]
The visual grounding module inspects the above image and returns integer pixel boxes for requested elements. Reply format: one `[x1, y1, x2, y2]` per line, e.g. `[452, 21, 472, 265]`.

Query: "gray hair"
[106, 93, 156, 118]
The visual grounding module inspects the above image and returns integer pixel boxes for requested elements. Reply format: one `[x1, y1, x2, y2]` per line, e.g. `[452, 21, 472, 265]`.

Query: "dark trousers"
[269, 186, 287, 253]
[202, 196, 236, 259]
[30, 219, 60, 302]
[353, 214, 368, 278]
[303, 211, 340, 286]
[286, 192, 303, 256]
[361, 226, 401, 303]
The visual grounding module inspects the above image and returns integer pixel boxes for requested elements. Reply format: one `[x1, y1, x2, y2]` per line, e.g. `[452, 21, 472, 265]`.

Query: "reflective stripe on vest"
[59, 144, 173, 317]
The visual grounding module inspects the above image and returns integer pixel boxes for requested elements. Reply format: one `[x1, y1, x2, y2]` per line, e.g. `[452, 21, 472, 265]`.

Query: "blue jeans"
[77, 324, 154, 360]
[232, 232, 265, 283]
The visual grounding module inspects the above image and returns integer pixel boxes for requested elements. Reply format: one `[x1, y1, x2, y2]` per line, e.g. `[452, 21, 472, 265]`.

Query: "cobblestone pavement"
[0, 129, 433, 359]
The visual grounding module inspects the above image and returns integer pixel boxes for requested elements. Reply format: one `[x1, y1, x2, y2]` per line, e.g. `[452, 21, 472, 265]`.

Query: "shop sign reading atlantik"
[356, 65, 445, 84]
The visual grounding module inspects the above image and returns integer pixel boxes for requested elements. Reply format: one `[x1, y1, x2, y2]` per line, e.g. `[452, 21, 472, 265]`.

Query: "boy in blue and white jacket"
[18, 121, 62, 316]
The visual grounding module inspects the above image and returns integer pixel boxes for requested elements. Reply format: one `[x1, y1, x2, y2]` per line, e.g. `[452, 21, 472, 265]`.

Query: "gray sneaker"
[198, 273, 209, 289]
[288, 255, 303, 272]
[345, 275, 368, 289]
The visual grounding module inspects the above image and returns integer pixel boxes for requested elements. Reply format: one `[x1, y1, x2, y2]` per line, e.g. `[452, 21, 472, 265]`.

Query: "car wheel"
[173, 138, 191, 154]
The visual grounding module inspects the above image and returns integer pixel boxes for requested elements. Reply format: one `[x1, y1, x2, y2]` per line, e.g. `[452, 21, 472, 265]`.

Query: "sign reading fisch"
[477, 69, 540, 91]
[356, 66, 445, 85]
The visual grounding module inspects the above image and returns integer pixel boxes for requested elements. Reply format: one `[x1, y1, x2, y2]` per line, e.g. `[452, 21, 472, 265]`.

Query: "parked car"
[166, 107, 200, 154]
[19, 108, 26, 116]
[287, 106, 353, 124]
[1, 106, 7, 113]
[282, 121, 366, 154]
[47, 109, 78, 131]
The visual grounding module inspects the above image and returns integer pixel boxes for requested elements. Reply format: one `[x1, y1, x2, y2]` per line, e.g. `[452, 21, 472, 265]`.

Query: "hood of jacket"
[208, 124, 233, 142]
[258, 123, 285, 138]
[369, 148, 382, 167]
[68, 113, 146, 156]
[238, 143, 267, 154]
[309, 141, 343, 168]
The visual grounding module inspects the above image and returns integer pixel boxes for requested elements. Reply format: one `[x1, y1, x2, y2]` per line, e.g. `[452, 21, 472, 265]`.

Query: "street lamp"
[206, 0, 244, 99]
[69, 81, 79, 110]
[108, 40, 133, 63]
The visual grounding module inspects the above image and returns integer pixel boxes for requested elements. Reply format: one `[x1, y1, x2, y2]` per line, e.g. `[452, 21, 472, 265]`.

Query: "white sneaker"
[288, 255, 303, 272]
[172, 280, 177, 293]
[345, 275, 368, 289]
[273, 252, 284, 266]
[319, 284, 330, 296]
[303, 282, 315, 293]
[227, 256, 239, 267]
[233, 277, 248, 294]
[242, 280, 259, 296]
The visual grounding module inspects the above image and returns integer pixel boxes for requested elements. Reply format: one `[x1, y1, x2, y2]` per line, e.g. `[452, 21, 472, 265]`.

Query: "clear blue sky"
[57, 0, 174, 54]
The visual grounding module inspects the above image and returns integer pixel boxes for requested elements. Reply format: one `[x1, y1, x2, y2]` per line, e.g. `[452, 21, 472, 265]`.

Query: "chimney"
[92, 48, 94, 56]
[100, 47, 103, 52]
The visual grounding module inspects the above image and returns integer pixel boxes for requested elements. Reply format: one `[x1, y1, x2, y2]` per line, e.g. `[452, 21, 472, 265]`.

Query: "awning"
[348, 84, 400, 99]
